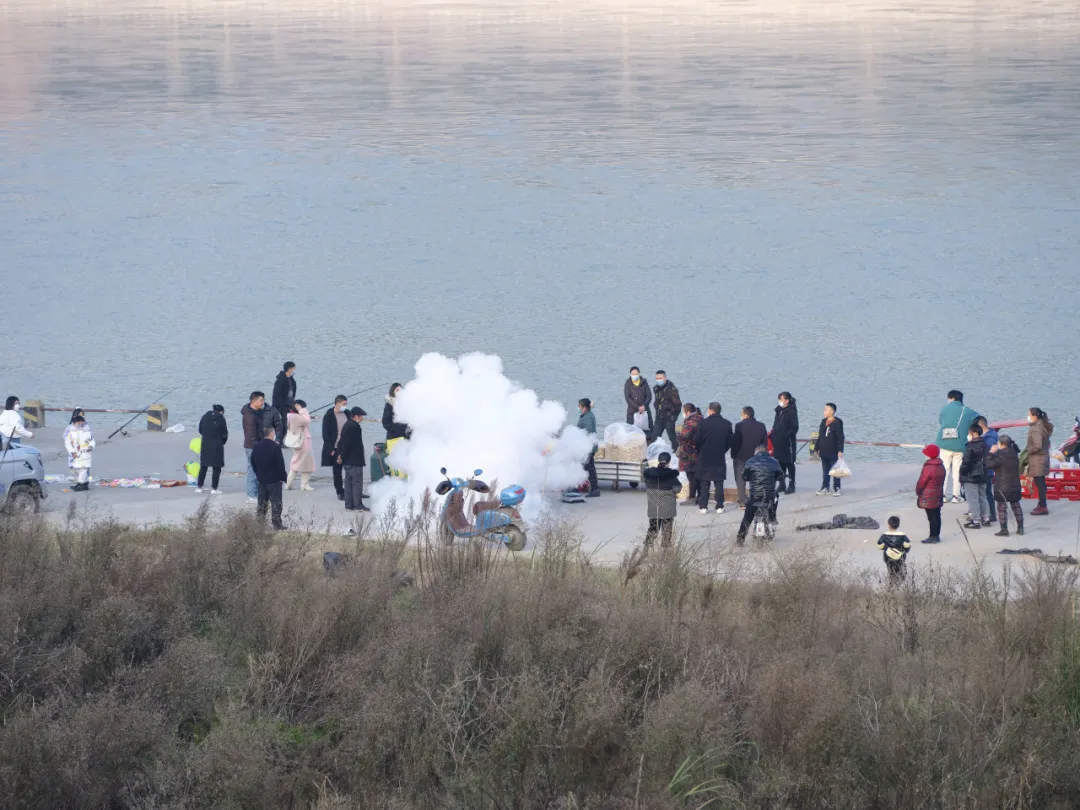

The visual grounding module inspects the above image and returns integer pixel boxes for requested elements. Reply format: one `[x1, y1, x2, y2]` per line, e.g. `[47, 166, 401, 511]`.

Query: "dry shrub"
[1, 510, 1080, 809]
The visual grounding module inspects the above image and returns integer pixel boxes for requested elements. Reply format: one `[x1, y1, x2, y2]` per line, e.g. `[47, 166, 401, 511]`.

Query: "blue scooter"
[435, 467, 528, 551]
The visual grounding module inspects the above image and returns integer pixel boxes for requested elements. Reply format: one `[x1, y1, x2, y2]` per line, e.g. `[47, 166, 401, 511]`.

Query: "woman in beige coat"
[286, 400, 316, 491]
[1025, 407, 1054, 516]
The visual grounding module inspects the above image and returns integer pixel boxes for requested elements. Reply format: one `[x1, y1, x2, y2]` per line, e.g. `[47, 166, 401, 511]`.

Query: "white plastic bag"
[647, 438, 674, 461]
[164, 423, 186, 434]
[829, 458, 852, 478]
[632, 411, 649, 431]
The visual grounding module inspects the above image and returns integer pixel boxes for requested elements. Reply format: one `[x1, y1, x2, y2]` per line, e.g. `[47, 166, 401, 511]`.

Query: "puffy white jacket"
[64, 423, 95, 469]
[0, 409, 33, 441]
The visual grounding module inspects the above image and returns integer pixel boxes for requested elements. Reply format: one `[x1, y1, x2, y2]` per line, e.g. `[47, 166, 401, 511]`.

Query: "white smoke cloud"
[371, 353, 594, 519]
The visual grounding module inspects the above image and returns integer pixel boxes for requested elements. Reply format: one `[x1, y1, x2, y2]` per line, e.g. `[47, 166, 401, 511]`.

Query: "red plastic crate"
[1021, 469, 1080, 501]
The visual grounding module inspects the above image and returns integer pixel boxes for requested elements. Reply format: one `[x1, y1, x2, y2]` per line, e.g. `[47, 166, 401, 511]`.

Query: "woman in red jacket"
[917, 444, 947, 544]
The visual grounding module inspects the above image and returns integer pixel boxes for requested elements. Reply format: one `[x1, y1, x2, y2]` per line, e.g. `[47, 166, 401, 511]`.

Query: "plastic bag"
[829, 458, 852, 478]
[604, 422, 646, 447]
[632, 411, 649, 431]
[647, 437, 674, 461]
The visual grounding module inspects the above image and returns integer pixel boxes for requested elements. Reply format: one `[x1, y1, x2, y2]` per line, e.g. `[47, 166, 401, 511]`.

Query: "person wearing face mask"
[322, 395, 349, 501]
[577, 398, 600, 497]
[623, 366, 653, 432]
[771, 392, 799, 494]
[0, 396, 33, 449]
[651, 371, 682, 448]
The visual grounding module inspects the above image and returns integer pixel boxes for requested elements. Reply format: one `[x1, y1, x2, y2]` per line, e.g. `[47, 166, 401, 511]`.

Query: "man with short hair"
[694, 402, 733, 514]
[936, 390, 979, 504]
[730, 406, 767, 509]
[322, 395, 349, 501]
[651, 370, 682, 448]
[272, 362, 297, 446]
[250, 425, 287, 530]
[241, 391, 268, 502]
[623, 366, 652, 431]
[976, 415, 998, 523]
[338, 406, 370, 512]
[736, 444, 784, 546]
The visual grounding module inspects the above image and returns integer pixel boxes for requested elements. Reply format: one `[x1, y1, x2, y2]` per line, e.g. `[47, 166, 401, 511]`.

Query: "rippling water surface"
[2, 0, 1078, 447]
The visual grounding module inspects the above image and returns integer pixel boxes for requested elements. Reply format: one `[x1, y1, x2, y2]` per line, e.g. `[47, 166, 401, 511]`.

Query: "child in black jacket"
[876, 516, 911, 584]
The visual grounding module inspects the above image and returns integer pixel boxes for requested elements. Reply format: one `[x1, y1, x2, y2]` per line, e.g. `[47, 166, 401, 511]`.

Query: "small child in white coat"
[64, 414, 96, 491]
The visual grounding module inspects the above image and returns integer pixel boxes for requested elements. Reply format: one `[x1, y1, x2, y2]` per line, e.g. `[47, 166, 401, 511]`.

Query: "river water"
[2, 0, 1078, 450]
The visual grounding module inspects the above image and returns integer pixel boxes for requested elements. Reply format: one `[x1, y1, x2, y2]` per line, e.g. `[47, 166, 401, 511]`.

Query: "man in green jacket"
[936, 390, 979, 504]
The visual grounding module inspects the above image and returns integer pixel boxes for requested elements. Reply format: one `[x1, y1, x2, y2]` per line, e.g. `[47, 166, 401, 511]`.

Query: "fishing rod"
[309, 381, 397, 414]
[107, 386, 180, 440]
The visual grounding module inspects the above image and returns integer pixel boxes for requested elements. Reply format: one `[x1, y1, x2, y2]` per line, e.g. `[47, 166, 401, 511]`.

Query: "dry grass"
[1, 501, 1080, 810]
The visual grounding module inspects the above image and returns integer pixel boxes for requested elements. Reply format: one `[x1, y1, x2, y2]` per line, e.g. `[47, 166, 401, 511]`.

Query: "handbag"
[284, 429, 303, 449]
[941, 406, 966, 441]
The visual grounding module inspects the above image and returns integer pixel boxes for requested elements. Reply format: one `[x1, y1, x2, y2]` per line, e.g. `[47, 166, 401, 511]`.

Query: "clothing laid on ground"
[796, 514, 881, 531]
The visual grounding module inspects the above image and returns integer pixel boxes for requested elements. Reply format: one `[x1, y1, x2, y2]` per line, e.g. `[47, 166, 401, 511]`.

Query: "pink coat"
[287, 409, 316, 473]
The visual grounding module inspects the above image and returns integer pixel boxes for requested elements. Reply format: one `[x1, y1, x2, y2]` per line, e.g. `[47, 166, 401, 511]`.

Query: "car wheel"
[6, 485, 41, 515]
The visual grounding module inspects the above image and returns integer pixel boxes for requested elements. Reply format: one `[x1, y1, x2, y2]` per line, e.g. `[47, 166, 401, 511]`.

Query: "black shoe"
[587, 489, 600, 498]
[1017, 526, 1025, 536]
[273, 525, 286, 532]
[962, 521, 982, 530]
[921, 537, 941, 544]
[356, 505, 372, 512]
[360, 493, 370, 499]
[994, 528, 1010, 538]
[336, 492, 345, 501]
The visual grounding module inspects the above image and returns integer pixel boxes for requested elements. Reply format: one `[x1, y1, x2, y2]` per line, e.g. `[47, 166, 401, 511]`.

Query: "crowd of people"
[0, 371, 1068, 549]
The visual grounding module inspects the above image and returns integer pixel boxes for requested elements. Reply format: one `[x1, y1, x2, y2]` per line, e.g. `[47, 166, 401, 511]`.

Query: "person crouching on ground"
[250, 426, 287, 530]
[338, 407, 370, 512]
[285, 400, 316, 491]
[917, 444, 946, 544]
[577, 398, 600, 497]
[877, 516, 911, 584]
[960, 422, 990, 529]
[63, 414, 95, 491]
[676, 403, 702, 505]
[986, 434, 1024, 537]
[197, 404, 227, 494]
[643, 451, 679, 548]
[736, 444, 784, 546]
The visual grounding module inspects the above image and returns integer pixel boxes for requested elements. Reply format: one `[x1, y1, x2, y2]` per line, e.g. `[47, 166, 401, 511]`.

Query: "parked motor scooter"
[435, 468, 527, 551]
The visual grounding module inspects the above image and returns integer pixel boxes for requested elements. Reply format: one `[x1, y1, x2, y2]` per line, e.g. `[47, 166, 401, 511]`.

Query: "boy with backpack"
[876, 516, 911, 584]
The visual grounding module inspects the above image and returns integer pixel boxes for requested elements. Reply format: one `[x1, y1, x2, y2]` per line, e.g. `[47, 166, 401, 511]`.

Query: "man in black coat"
[815, 403, 845, 495]
[322, 395, 349, 500]
[771, 392, 799, 494]
[730, 406, 768, 508]
[272, 362, 297, 446]
[338, 406, 370, 512]
[250, 425, 287, 530]
[197, 404, 228, 493]
[651, 370, 682, 448]
[737, 445, 785, 545]
[694, 402, 734, 514]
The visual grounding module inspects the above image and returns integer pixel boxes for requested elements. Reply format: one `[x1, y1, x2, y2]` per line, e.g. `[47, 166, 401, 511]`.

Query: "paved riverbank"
[24, 426, 1079, 576]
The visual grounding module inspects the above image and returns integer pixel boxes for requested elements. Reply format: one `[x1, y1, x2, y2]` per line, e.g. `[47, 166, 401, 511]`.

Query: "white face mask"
[339, 404, 348, 412]
[778, 400, 784, 408]
[655, 379, 664, 385]
[13, 404, 21, 411]
[630, 375, 640, 382]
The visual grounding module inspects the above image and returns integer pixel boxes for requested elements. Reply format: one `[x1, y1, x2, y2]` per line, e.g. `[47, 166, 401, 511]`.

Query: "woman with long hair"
[285, 399, 316, 491]
[1025, 407, 1054, 516]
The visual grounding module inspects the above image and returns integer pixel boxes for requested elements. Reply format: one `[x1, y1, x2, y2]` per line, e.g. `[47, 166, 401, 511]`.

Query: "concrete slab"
[23, 425, 1080, 577]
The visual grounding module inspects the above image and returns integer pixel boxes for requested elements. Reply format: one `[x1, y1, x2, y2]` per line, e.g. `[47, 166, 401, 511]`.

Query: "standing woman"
[382, 383, 411, 441]
[286, 400, 316, 491]
[64, 414, 95, 491]
[1025, 407, 1054, 516]
[771, 392, 799, 494]
[197, 404, 228, 494]
[676, 403, 703, 504]
[815, 403, 845, 496]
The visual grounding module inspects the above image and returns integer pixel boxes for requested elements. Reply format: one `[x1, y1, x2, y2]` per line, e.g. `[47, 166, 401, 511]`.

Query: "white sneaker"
[698, 508, 708, 515]
[210, 489, 222, 495]
[302, 485, 315, 492]
[816, 489, 829, 496]
[247, 497, 258, 504]
[195, 488, 203, 494]
[831, 490, 841, 497]
[951, 496, 962, 504]
[715, 505, 724, 514]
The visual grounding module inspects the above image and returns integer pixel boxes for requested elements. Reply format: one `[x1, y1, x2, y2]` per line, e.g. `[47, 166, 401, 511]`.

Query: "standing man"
[651, 370, 682, 448]
[736, 444, 784, 546]
[694, 402, 733, 514]
[771, 392, 799, 494]
[976, 415, 998, 523]
[250, 426, 287, 530]
[338, 406, 370, 512]
[272, 362, 297, 445]
[240, 391, 268, 504]
[322, 395, 349, 501]
[577, 398, 600, 497]
[623, 366, 652, 432]
[730, 406, 767, 509]
[815, 403, 845, 496]
[936, 390, 978, 504]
